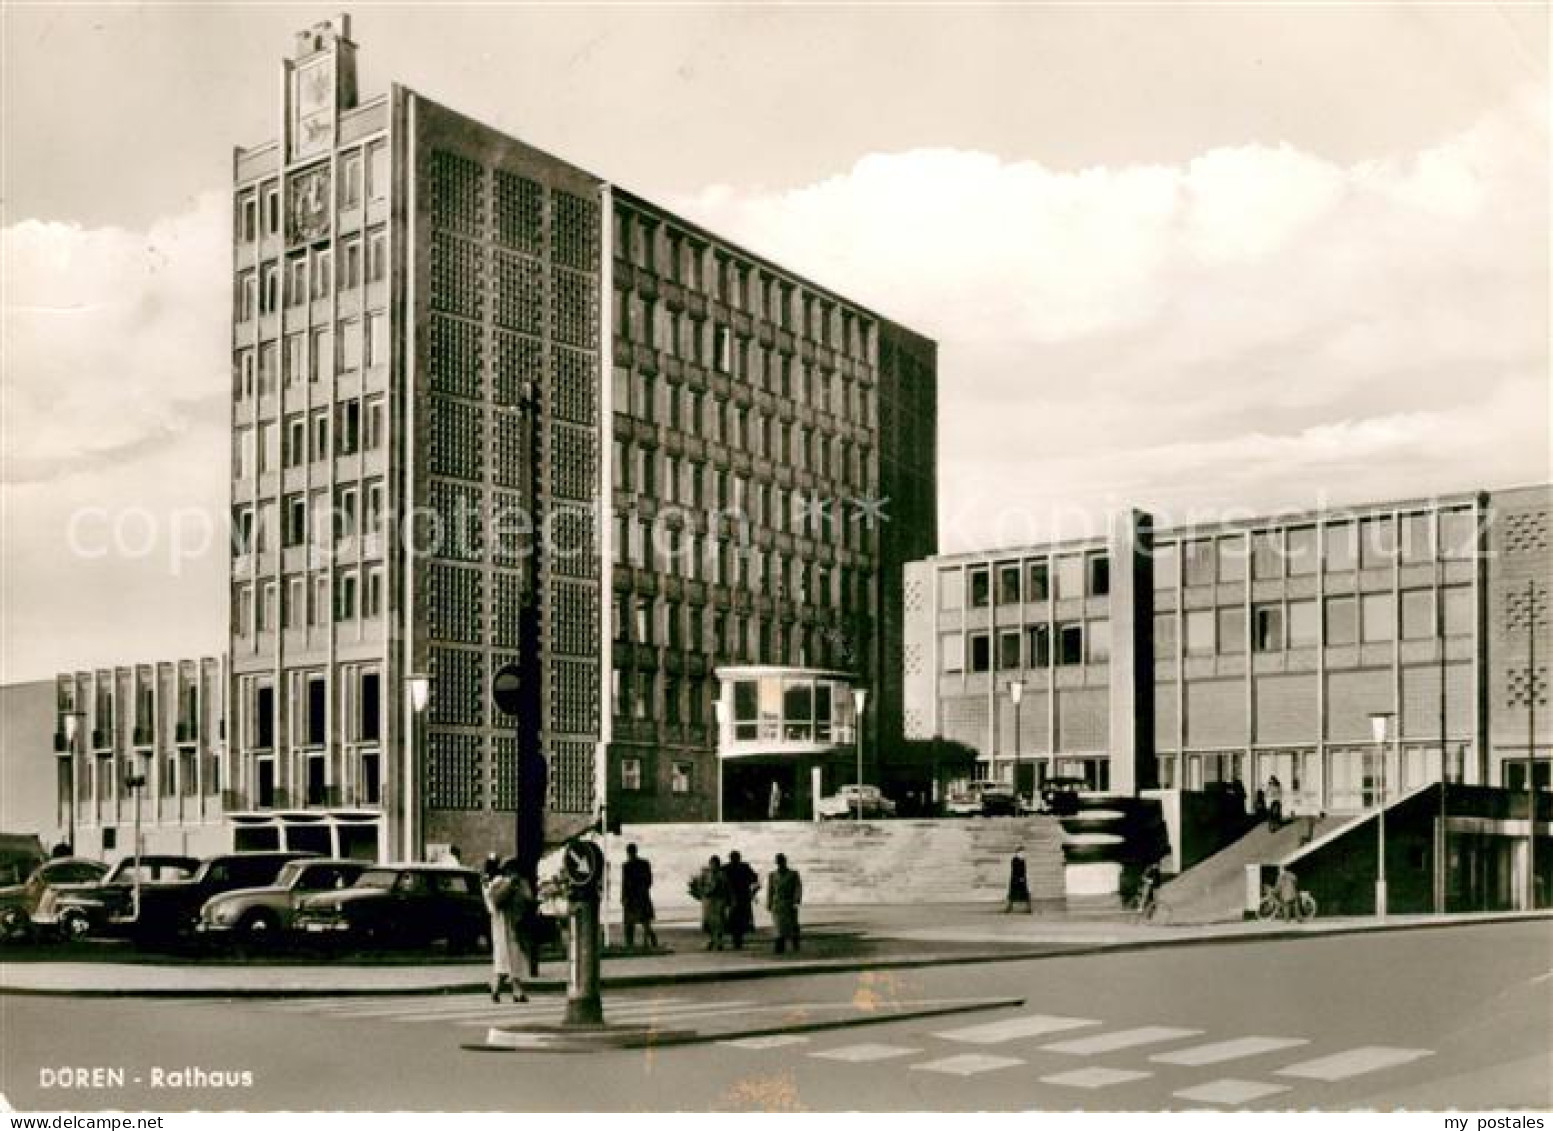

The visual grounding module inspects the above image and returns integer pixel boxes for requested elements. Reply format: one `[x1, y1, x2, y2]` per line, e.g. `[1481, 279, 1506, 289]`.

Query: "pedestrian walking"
[766, 853, 803, 954]
[768, 781, 783, 821]
[620, 843, 658, 951]
[1274, 864, 1299, 921]
[723, 850, 760, 949]
[1004, 846, 1031, 913]
[691, 855, 729, 950]
[483, 857, 535, 1003]
[1266, 775, 1284, 831]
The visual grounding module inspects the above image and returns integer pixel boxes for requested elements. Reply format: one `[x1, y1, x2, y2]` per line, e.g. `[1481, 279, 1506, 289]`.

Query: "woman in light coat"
[483, 858, 533, 1003]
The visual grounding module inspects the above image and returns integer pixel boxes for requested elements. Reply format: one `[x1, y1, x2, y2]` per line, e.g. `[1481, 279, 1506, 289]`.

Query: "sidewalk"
[2, 905, 1547, 997]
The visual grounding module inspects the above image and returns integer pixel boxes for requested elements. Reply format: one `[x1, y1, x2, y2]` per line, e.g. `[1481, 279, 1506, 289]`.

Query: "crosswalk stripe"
[1152, 1036, 1309, 1066]
[934, 1014, 1098, 1045]
[810, 1043, 920, 1063]
[1173, 1079, 1291, 1105]
[1040, 1067, 1152, 1089]
[911, 1053, 1024, 1077]
[719, 1035, 810, 1050]
[1042, 1026, 1202, 1056]
[1276, 1046, 1433, 1081]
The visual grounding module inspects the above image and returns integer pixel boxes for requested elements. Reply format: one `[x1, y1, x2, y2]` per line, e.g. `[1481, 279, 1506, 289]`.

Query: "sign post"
[492, 660, 544, 888]
[561, 839, 605, 1027]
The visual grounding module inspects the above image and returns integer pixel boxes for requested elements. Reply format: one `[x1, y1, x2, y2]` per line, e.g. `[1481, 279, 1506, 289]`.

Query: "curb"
[2, 910, 1546, 999]
[467, 996, 1027, 1053]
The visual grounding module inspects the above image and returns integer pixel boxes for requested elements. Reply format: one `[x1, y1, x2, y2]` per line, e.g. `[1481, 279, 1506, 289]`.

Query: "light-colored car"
[0, 857, 109, 942]
[817, 784, 897, 820]
[196, 858, 367, 944]
[945, 779, 1016, 817]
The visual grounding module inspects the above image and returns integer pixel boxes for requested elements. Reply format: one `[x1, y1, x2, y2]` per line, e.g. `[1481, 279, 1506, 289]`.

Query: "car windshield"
[354, 869, 400, 889]
[275, 862, 308, 887]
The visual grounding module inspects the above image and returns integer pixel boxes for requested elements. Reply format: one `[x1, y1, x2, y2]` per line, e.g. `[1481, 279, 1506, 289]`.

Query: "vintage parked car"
[945, 780, 1016, 817]
[33, 854, 200, 941]
[128, 851, 318, 945]
[1040, 776, 1089, 817]
[0, 857, 109, 942]
[816, 784, 897, 820]
[291, 865, 489, 952]
[196, 858, 368, 945]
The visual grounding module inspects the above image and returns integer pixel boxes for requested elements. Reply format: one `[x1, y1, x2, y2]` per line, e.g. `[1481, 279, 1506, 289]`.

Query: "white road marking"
[719, 1034, 811, 1050]
[1042, 1026, 1202, 1055]
[1039, 1067, 1152, 1089]
[1276, 1046, 1434, 1081]
[934, 1014, 1099, 1045]
[911, 1054, 1025, 1077]
[1152, 1036, 1309, 1066]
[810, 1043, 920, 1063]
[1173, 1079, 1291, 1105]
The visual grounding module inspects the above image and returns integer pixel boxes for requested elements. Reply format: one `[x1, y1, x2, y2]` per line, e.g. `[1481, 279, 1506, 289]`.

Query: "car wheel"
[0, 906, 30, 943]
[58, 907, 92, 942]
[238, 909, 281, 945]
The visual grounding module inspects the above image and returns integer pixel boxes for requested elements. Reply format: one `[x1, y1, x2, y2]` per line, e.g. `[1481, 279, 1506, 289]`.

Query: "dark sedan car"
[128, 851, 317, 946]
[33, 854, 200, 941]
[292, 865, 489, 953]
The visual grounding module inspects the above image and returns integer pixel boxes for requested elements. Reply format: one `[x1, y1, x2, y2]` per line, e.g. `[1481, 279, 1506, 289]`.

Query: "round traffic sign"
[492, 664, 522, 716]
[562, 840, 604, 891]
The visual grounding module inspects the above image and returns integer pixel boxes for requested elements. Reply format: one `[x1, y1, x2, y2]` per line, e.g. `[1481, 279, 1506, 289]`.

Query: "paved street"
[2, 920, 1547, 1111]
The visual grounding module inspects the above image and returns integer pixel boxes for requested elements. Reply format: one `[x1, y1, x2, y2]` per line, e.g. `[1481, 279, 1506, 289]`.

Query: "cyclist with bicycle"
[1274, 865, 1300, 920]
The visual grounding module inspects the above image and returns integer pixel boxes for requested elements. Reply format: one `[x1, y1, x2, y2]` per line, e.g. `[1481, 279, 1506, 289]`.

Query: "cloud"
[674, 83, 1550, 547]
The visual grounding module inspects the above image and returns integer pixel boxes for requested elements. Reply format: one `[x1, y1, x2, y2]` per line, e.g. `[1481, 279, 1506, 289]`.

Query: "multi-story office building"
[904, 484, 1551, 814]
[48, 659, 229, 859]
[226, 18, 936, 861]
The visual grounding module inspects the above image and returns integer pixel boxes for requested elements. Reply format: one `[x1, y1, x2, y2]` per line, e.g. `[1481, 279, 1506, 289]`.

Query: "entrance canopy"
[714, 666, 859, 760]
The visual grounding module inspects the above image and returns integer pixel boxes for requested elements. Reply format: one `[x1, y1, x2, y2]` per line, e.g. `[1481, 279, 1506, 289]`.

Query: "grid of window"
[428, 563, 483, 644]
[429, 231, 485, 319]
[495, 170, 544, 255]
[429, 151, 485, 237]
[552, 270, 597, 347]
[494, 251, 544, 334]
[429, 315, 483, 399]
[548, 740, 594, 811]
[425, 732, 483, 809]
[553, 191, 599, 271]
[428, 397, 485, 481]
[426, 480, 484, 562]
[428, 647, 485, 728]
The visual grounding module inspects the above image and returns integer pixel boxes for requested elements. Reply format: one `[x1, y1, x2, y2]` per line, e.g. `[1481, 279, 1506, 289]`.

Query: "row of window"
[616, 609, 854, 675]
[615, 449, 869, 551]
[1157, 589, 1472, 655]
[613, 371, 872, 482]
[233, 567, 385, 635]
[234, 314, 389, 401]
[57, 676, 213, 749]
[611, 668, 715, 728]
[945, 621, 1110, 674]
[1154, 511, 1477, 588]
[233, 479, 387, 556]
[942, 588, 1474, 674]
[237, 667, 382, 752]
[612, 511, 868, 608]
[618, 755, 694, 795]
[235, 401, 387, 477]
[612, 308, 875, 425]
[943, 554, 1109, 610]
[236, 231, 389, 321]
[236, 142, 389, 242]
[615, 207, 874, 361]
[66, 748, 221, 803]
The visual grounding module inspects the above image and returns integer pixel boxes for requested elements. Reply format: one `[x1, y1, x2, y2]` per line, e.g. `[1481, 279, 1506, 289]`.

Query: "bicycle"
[1128, 883, 1172, 924]
[1256, 884, 1317, 922]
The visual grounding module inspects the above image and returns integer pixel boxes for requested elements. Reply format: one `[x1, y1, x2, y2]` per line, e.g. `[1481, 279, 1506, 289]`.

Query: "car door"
[391, 871, 430, 944]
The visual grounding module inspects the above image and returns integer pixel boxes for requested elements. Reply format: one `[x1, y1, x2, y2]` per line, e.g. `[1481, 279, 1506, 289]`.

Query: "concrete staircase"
[1158, 815, 1352, 924]
[605, 818, 1066, 915]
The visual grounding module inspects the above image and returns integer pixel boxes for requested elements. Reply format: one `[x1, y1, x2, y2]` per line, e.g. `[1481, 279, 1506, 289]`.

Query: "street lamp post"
[852, 688, 868, 822]
[60, 711, 84, 852]
[712, 697, 728, 824]
[1008, 679, 1025, 809]
[406, 673, 430, 861]
[1369, 711, 1394, 919]
[125, 748, 151, 920]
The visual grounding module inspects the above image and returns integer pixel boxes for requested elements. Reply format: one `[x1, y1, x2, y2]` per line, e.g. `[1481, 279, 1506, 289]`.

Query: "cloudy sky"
[2, 4, 1548, 682]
